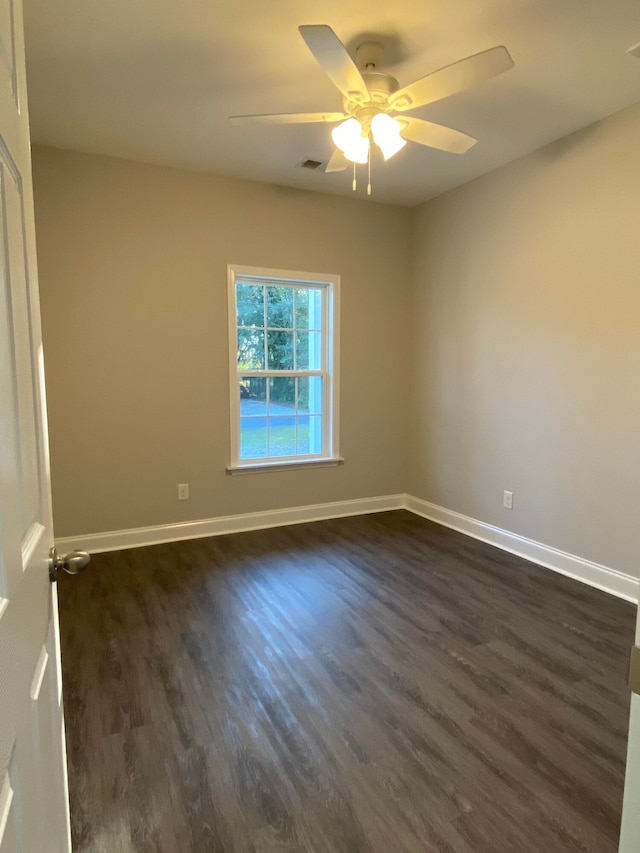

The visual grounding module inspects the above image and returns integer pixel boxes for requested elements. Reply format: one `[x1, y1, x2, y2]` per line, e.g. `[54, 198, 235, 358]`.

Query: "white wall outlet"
[503, 490, 513, 510]
[178, 483, 189, 501]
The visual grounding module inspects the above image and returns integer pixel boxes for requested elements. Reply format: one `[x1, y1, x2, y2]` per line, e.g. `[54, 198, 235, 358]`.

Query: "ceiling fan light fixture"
[331, 117, 369, 164]
[371, 113, 406, 160]
[331, 117, 362, 150]
[342, 136, 369, 164]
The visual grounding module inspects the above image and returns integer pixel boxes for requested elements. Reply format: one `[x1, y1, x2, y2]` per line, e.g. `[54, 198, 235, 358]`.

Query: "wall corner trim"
[405, 495, 638, 604]
[55, 493, 638, 604]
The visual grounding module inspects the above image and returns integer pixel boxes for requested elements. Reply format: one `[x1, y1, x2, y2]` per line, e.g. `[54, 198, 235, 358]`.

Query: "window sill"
[226, 457, 344, 476]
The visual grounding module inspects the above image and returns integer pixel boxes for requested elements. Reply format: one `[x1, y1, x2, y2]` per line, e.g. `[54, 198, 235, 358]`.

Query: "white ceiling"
[23, 0, 640, 206]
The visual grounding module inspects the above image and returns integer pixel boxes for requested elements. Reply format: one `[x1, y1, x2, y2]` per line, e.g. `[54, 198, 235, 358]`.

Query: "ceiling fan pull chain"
[352, 162, 357, 192]
[367, 144, 372, 196]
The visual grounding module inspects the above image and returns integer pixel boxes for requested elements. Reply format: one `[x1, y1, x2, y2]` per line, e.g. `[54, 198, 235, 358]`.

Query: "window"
[227, 265, 340, 472]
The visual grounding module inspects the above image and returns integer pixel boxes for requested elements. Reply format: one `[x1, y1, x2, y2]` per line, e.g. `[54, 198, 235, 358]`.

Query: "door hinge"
[630, 646, 640, 696]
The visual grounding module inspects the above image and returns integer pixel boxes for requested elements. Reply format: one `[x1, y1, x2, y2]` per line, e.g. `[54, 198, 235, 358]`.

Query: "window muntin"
[228, 266, 338, 469]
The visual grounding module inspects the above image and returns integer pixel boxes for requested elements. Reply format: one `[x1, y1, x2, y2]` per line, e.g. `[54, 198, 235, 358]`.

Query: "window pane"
[294, 288, 308, 329]
[308, 415, 323, 454]
[266, 286, 294, 329]
[237, 328, 265, 369]
[240, 377, 267, 417]
[269, 377, 295, 412]
[296, 416, 309, 455]
[297, 377, 322, 415]
[237, 283, 264, 327]
[295, 287, 322, 330]
[297, 415, 323, 455]
[295, 331, 322, 370]
[240, 418, 267, 459]
[267, 330, 294, 370]
[268, 417, 296, 457]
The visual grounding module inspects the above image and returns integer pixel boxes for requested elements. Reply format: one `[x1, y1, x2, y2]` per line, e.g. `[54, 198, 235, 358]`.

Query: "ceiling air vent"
[297, 158, 324, 171]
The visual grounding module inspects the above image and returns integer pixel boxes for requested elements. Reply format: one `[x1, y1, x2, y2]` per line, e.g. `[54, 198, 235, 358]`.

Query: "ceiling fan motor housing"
[343, 71, 400, 128]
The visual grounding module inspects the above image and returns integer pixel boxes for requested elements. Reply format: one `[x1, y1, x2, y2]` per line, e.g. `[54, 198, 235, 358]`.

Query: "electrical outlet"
[503, 490, 513, 510]
[178, 483, 189, 501]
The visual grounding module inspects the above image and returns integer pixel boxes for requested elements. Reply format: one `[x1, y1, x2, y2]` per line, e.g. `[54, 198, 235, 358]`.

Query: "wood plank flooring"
[57, 510, 635, 852]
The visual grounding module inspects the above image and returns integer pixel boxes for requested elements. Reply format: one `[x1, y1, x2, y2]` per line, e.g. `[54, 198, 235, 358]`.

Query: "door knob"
[48, 547, 90, 582]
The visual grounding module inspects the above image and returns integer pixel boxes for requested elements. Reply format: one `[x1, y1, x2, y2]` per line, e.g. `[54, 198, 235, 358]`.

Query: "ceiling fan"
[230, 25, 514, 190]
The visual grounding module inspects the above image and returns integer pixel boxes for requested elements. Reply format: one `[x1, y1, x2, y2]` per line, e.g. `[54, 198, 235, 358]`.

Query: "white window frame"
[227, 264, 341, 473]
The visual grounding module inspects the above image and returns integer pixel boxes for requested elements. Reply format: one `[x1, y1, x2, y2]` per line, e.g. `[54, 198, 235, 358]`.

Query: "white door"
[0, 0, 73, 849]
[619, 613, 640, 851]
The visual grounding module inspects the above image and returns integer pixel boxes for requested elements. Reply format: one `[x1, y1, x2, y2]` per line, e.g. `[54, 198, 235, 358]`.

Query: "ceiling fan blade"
[230, 111, 346, 125]
[325, 150, 349, 173]
[389, 46, 514, 112]
[299, 25, 370, 104]
[398, 117, 477, 154]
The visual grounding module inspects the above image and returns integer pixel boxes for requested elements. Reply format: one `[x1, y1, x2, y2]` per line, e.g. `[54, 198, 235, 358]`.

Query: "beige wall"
[409, 103, 640, 576]
[33, 103, 640, 577]
[32, 147, 412, 537]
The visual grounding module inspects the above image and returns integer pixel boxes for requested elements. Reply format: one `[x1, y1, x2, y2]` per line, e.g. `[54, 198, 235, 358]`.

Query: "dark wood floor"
[58, 510, 635, 852]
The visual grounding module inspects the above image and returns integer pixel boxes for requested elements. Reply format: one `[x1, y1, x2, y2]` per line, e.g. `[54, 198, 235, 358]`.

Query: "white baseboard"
[56, 492, 638, 604]
[405, 495, 638, 604]
[55, 494, 405, 555]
